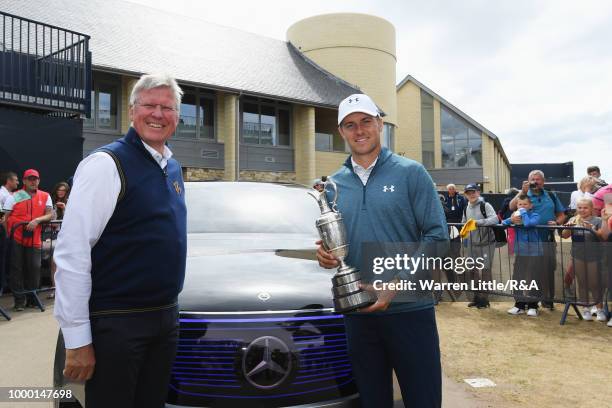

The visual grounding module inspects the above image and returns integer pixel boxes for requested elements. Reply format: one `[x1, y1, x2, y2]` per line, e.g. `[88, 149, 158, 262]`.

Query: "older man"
[2, 169, 53, 311]
[54, 73, 187, 407]
[317, 94, 448, 407]
[509, 170, 565, 310]
[442, 183, 466, 224]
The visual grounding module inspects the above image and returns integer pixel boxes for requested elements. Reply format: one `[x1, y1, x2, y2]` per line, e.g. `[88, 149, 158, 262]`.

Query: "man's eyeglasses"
[136, 103, 177, 113]
[340, 117, 376, 132]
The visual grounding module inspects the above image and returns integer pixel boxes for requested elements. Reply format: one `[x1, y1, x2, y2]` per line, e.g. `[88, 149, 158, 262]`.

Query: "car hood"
[179, 233, 335, 312]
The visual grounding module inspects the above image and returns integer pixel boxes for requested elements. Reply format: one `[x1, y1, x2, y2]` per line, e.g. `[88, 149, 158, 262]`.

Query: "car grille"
[167, 311, 358, 407]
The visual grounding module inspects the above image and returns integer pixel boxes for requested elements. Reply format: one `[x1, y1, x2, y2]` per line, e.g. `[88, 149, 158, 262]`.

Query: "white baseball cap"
[337, 93, 380, 125]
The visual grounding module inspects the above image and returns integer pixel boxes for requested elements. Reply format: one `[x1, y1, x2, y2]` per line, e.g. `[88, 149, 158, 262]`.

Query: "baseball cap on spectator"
[338, 94, 380, 125]
[464, 183, 480, 192]
[23, 169, 40, 179]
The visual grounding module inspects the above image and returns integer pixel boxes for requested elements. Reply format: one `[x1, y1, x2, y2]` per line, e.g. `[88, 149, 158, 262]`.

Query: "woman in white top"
[569, 175, 597, 210]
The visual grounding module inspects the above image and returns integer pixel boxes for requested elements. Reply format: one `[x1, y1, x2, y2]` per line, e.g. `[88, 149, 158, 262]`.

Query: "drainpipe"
[235, 92, 241, 181]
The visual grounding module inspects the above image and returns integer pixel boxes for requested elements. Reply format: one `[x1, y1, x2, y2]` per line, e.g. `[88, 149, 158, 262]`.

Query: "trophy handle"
[324, 177, 339, 212]
[307, 191, 320, 202]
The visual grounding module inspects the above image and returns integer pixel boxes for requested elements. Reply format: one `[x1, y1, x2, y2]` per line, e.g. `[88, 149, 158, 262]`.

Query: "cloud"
[502, 110, 612, 179]
[127, 0, 612, 180]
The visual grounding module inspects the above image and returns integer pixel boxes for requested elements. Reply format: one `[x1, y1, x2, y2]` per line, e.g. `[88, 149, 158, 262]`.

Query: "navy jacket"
[89, 128, 187, 315]
[443, 193, 467, 223]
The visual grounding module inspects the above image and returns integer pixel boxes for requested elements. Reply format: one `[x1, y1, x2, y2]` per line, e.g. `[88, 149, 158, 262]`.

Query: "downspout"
[235, 91, 241, 181]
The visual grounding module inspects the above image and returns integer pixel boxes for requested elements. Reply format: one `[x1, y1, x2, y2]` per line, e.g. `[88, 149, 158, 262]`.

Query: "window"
[441, 106, 482, 168]
[240, 99, 291, 146]
[383, 123, 395, 151]
[84, 81, 119, 130]
[315, 133, 348, 152]
[420, 90, 434, 168]
[175, 90, 215, 140]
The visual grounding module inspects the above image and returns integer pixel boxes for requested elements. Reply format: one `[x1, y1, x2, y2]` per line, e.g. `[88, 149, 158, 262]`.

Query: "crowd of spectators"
[441, 165, 611, 327]
[0, 169, 70, 311]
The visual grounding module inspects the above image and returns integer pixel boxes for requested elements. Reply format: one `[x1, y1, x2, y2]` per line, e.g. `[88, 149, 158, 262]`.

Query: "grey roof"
[397, 74, 509, 165]
[0, 0, 359, 107]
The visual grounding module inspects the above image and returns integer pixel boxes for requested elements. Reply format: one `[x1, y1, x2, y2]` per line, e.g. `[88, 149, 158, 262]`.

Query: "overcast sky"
[129, 0, 612, 182]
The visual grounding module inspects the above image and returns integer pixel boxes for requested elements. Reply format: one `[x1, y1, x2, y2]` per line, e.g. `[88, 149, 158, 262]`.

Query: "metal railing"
[0, 11, 91, 116]
[1, 220, 62, 320]
[439, 223, 610, 325]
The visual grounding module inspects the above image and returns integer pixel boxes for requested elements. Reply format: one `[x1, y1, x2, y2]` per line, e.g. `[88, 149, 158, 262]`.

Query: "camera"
[529, 182, 537, 189]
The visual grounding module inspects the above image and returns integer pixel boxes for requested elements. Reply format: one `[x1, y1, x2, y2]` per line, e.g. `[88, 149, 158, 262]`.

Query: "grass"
[436, 301, 611, 408]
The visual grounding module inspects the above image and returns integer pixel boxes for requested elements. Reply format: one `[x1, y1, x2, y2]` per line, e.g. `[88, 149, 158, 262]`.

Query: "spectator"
[587, 165, 607, 190]
[462, 183, 498, 308]
[47, 181, 71, 299]
[509, 170, 565, 308]
[0, 171, 19, 210]
[442, 183, 467, 223]
[560, 198, 606, 321]
[0, 171, 19, 295]
[441, 184, 466, 288]
[503, 194, 543, 316]
[51, 182, 70, 220]
[591, 183, 612, 217]
[498, 188, 519, 220]
[569, 176, 597, 212]
[1, 169, 53, 311]
[498, 188, 520, 255]
[594, 202, 612, 327]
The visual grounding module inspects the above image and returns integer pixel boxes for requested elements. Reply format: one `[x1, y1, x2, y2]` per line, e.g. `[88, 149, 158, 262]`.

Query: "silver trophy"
[309, 177, 376, 313]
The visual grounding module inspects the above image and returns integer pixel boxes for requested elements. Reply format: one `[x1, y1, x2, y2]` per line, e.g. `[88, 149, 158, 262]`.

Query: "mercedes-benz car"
[54, 182, 360, 408]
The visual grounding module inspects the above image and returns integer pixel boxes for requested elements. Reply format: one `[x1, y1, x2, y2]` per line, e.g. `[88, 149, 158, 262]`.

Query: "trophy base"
[332, 269, 362, 287]
[334, 290, 376, 313]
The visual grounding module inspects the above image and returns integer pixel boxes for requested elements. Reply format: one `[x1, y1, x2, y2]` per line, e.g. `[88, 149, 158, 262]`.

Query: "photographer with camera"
[509, 170, 565, 308]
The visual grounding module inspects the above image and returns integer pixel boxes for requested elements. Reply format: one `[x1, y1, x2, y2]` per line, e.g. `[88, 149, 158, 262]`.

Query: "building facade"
[0, 2, 510, 192]
[396, 76, 511, 193]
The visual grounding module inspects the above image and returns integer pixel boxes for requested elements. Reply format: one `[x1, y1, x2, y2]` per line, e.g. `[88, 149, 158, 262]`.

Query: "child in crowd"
[595, 200, 612, 327]
[561, 198, 606, 322]
[502, 194, 543, 317]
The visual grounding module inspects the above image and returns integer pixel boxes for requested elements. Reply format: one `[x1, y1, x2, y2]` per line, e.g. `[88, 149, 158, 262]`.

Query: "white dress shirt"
[351, 157, 378, 186]
[53, 140, 173, 349]
[0, 185, 11, 210]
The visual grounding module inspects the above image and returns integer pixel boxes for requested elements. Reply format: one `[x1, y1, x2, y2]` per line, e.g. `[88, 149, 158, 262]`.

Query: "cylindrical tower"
[287, 13, 397, 125]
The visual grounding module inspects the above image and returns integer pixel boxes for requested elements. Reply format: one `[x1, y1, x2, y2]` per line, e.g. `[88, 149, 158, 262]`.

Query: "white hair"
[129, 73, 183, 110]
[446, 184, 457, 190]
[528, 170, 545, 180]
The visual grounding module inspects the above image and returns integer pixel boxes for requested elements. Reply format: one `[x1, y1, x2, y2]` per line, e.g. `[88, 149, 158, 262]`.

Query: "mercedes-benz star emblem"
[242, 336, 292, 389]
[257, 292, 271, 301]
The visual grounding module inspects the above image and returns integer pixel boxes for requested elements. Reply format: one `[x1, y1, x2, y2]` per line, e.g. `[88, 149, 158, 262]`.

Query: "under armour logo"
[348, 97, 360, 104]
[383, 185, 395, 192]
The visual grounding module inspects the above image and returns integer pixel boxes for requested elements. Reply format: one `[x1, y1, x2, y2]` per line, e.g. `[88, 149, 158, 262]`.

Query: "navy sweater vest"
[89, 128, 187, 315]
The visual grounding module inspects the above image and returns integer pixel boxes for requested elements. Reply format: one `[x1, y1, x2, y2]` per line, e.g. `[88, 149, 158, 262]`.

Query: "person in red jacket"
[1, 169, 53, 311]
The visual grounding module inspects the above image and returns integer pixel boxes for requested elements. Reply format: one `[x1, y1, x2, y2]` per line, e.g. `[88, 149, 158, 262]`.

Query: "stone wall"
[239, 170, 297, 184]
[184, 167, 225, 181]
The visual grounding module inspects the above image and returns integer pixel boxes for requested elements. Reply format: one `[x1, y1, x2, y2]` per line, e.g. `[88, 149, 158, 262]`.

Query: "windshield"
[185, 182, 321, 234]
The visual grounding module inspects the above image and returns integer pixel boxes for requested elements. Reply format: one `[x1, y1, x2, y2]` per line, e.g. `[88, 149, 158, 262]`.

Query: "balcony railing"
[0, 11, 91, 116]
